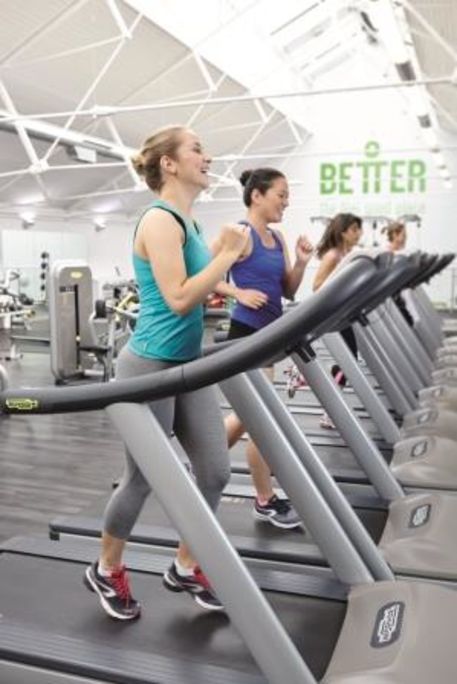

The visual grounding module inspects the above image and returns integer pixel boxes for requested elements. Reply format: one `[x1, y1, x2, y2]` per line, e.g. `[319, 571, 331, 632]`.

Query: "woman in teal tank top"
[84, 126, 249, 619]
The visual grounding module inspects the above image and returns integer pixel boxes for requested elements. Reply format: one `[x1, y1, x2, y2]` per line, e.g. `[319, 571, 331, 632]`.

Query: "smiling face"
[171, 129, 212, 190]
[392, 227, 407, 250]
[343, 221, 362, 249]
[253, 176, 289, 223]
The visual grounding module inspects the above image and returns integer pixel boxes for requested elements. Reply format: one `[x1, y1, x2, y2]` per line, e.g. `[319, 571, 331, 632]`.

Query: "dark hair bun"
[239, 169, 253, 187]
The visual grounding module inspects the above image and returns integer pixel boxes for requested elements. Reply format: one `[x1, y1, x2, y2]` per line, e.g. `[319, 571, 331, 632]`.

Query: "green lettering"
[320, 163, 337, 195]
[338, 163, 353, 194]
[356, 162, 371, 193]
[390, 160, 406, 193]
[408, 160, 426, 193]
[374, 161, 388, 193]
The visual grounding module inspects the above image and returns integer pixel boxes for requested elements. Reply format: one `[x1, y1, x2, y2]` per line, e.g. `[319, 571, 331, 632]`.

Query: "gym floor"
[0, 353, 125, 542]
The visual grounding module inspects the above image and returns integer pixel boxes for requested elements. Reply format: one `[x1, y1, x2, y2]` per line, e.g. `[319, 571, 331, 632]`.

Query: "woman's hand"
[236, 288, 268, 310]
[219, 223, 250, 259]
[295, 235, 314, 265]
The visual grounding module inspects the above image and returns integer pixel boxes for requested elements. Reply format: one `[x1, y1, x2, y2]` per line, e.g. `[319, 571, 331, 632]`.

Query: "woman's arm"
[277, 231, 314, 300]
[214, 280, 268, 310]
[137, 209, 248, 315]
[312, 251, 340, 291]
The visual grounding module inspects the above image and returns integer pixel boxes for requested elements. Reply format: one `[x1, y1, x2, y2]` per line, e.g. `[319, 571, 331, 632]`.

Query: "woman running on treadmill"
[313, 213, 362, 429]
[84, 125, 249, 619]
[214, 168, 313, 530]
[383, 221, 407, 252]
[382, 221, 414, 326]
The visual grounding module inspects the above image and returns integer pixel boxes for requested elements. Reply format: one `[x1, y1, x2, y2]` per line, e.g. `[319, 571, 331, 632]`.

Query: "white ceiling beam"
[430, 96, 457, 131]
[0, 0, 92, 67]
[123, 0, 313, 129]
[40, 13, 142, 164]
[105, 117, 139, 185]
[0, 82, 42, 168]
[402, 0, 457, 62]
[106, 0, 132, 38]
[0, 107, 135, 158]
[48, 162, 127, 171]
[253, 99, 268, 123]
[207, 109, 277, 198]
[0, 175, 29, 196]
[10, 36, 125, 69]
[2, 72, 451, 125]
[59, 184, 145, 204]
[185, 74, 227, 127]
[0, 81, 52, 204]
[114, 51, 195, 107]
[192, 51, 217, 92]
[0, 168, 29, 180]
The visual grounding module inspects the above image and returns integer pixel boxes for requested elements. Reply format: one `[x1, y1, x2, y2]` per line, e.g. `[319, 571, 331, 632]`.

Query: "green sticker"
[5, 398, 39, 411]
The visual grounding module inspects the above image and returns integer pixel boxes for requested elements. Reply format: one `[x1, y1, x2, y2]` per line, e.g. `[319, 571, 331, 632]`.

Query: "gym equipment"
[49, 254, 457, 583]
[1, 253, 456, 683]
[49, 260, 111, 384]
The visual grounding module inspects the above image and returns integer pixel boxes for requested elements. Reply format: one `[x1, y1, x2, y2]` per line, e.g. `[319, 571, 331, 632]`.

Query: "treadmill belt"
[51, 493, 388, 565]
[0, 551, 346, 682]
[221, 404, 384, 439]
[228, 438, 392, 484]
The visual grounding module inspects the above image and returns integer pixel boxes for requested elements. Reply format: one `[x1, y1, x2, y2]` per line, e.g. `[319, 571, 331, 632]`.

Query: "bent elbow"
[168, 297, 192, 316]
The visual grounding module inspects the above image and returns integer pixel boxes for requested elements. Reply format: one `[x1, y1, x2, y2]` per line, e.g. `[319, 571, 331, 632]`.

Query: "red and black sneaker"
[163, 562, 224, 611]
[84, 561, 141, 621]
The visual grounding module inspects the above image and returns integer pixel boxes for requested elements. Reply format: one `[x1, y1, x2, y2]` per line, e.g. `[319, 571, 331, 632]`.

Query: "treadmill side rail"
[390, 435, 457, 490]
[378, 491, 457, 581]
[322, 580, 457, 683]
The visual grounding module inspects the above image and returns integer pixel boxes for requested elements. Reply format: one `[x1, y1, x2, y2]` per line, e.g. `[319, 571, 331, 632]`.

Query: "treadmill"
[1, 254, 457, 683]
[228, 253, 444, 481]
[335, 253, 457, 485]
[49, 253, 457, 579]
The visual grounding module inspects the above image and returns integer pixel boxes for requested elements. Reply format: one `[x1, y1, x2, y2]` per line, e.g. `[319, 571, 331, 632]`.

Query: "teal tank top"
[129, 199, 211, 361]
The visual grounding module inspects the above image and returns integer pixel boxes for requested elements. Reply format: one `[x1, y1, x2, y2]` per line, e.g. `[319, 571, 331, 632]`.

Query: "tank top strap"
[133, 200, 189, 245]
[268, 228, 283, 251]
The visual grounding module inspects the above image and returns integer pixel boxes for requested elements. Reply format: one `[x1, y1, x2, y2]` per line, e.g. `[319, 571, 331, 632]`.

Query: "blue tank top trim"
[230, 223, 286, 330]
[129, 199, 211, 362]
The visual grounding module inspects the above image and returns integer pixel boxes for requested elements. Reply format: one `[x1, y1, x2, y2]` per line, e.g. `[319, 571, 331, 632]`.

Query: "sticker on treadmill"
[5, 398, 39, 411]
[370, 601, 405, 648]
[411, 440, 428, 458]
[408, 503, 431, 528]
[417, 410, 435, 424]
[432, 387, 443, 399]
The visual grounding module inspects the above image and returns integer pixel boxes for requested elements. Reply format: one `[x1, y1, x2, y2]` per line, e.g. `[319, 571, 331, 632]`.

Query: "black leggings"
[394, 294, 414, 327]
[227, 319, 258, 340]
[331, 326, 358, 388]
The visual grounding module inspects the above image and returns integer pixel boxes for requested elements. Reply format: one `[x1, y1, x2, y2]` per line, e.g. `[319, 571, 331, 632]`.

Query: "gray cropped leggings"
[104, 346, 231, 540]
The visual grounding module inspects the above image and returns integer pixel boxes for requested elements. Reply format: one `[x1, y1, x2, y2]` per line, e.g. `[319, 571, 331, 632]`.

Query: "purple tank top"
[230, 224, 286, 329]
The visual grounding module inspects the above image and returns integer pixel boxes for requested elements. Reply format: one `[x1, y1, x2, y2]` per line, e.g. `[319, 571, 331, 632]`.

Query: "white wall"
[1, 91, 455, 307]
[195, 95, 457, 307]
[0, 214, 135, 300]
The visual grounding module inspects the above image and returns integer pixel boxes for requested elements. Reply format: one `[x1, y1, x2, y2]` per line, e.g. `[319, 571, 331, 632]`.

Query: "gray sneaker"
[254, 495, 302, 529]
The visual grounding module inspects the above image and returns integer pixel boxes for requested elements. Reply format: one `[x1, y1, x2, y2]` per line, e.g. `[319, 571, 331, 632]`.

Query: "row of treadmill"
[0, 249, 457, 683]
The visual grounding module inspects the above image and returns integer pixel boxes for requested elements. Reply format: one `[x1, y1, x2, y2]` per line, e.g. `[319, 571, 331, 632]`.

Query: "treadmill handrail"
[0, 255, 382, 415]
[314, 252, 420, 335]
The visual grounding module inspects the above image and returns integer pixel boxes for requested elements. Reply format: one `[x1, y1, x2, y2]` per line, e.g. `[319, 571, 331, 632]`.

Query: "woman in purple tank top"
[213, 168, 313, 529]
